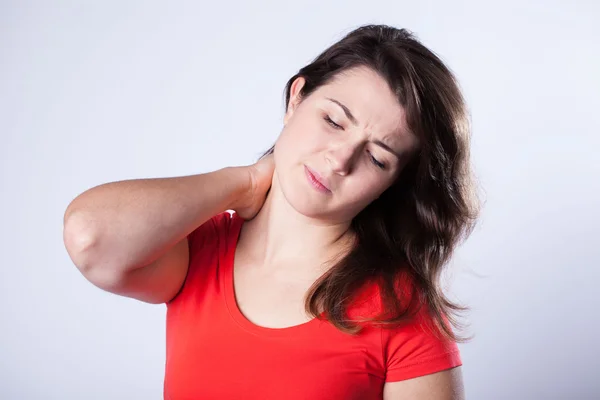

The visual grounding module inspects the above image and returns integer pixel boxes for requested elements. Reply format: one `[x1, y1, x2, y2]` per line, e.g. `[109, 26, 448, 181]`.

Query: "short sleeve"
[166, 211, 232, 305]
[382, 310, 462, 382]
[186, 213, 226, 257]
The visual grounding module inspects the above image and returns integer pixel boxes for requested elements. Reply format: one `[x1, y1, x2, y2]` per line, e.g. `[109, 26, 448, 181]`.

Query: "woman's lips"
[304, 165, 331, 193]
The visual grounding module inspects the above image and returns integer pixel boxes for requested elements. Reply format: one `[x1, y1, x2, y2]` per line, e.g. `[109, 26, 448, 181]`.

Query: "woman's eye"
[324, 115, 343, 130]
[323, 115, 385, 170]
[368, 151, 386, 169]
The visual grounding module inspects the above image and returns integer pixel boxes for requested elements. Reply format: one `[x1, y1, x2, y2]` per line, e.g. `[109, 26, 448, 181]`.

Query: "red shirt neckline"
[222, 212, 327, 339]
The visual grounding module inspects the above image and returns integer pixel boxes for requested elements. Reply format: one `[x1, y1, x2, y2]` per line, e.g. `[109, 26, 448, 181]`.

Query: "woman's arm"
[62, 166, 249, 304]
[383, 366, 465, 400]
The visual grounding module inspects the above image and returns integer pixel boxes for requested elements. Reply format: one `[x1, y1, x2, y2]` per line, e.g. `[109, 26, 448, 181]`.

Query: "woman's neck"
[237, 180, 355, 278]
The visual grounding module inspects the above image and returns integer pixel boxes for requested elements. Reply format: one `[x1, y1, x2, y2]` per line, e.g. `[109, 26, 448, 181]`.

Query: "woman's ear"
[283, 76, 306, 125]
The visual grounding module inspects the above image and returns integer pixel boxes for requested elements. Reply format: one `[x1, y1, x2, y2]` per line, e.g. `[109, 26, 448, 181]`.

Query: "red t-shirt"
[164, 211, 461, 399]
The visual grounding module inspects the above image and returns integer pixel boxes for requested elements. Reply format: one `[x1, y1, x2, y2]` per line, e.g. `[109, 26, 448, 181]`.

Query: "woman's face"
[273, 66, 419, 223]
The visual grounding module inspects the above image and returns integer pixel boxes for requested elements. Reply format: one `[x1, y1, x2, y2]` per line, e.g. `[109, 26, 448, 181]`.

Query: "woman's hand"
[231, 153, 275, 220]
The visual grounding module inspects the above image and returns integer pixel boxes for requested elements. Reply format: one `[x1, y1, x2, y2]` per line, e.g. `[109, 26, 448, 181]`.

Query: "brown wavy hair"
[260, 24, 480, 342]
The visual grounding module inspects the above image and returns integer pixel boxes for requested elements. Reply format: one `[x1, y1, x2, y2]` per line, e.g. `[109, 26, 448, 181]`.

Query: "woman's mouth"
[304, 165, 331, 193]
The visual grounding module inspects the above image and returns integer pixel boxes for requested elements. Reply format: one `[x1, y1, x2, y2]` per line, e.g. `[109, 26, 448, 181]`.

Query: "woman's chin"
[282, 190, 330, 217]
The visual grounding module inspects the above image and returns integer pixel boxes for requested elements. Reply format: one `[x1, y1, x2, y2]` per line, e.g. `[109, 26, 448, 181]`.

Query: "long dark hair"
[261, 24, 480, 342]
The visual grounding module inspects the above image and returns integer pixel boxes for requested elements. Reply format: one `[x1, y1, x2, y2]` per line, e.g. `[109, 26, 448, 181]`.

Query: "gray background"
[1, 1, 599, 399]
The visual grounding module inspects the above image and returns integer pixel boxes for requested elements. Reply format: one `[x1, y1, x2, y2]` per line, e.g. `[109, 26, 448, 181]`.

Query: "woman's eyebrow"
[373, 139, 402, 159]
[326, 97, 358, 126]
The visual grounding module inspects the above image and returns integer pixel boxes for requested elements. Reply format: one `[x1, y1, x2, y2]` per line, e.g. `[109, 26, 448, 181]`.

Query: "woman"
[64, 24, 479, 399]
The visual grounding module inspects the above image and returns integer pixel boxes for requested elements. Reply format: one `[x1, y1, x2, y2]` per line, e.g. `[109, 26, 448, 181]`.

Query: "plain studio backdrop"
[1, 1, 598, 399]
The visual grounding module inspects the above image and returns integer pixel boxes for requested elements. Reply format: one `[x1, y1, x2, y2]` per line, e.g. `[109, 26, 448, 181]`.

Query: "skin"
[237, 65, 464, 399]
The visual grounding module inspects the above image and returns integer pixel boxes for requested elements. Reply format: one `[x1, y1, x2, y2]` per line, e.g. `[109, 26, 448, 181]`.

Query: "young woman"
[64, 24, 479, 399]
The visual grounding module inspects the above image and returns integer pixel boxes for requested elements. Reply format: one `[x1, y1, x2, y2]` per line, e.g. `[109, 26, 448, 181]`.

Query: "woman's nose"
[326, 145, 358, 176]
